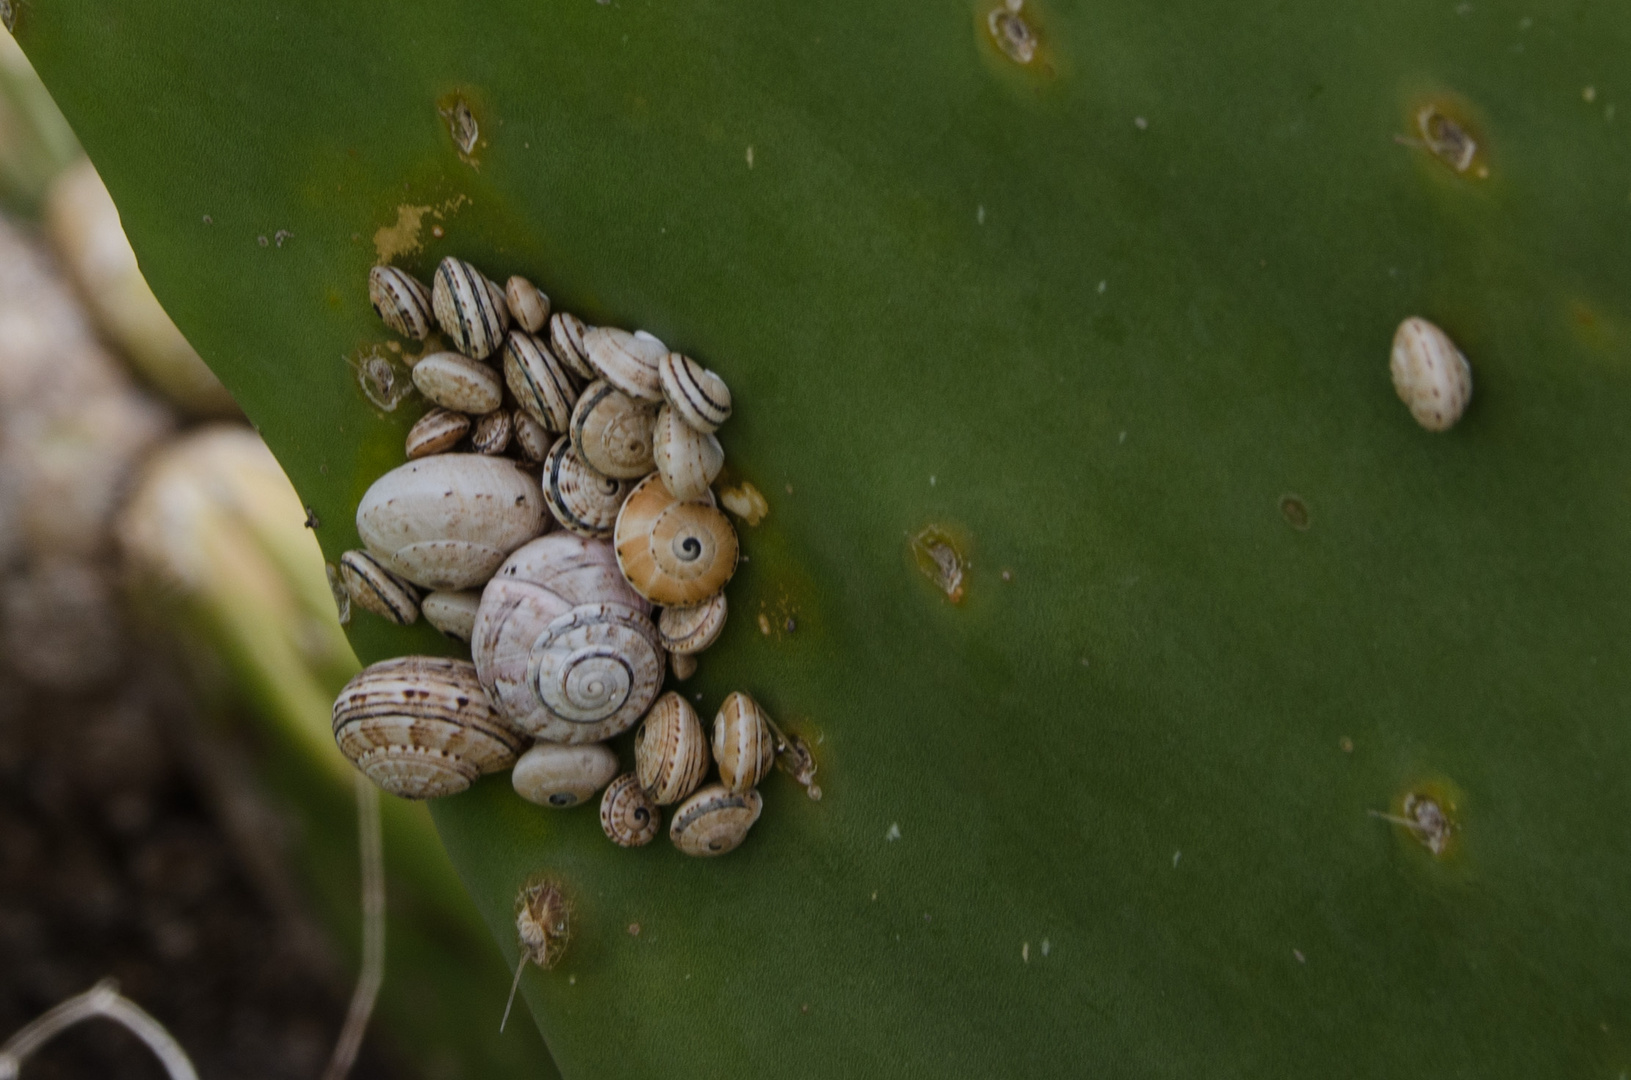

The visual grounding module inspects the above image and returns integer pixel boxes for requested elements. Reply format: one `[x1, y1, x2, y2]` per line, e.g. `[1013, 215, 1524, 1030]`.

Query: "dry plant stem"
[500, 956, 527, 1034]
[0, 978, 200, 1080]
[321, 774, 386, 1080]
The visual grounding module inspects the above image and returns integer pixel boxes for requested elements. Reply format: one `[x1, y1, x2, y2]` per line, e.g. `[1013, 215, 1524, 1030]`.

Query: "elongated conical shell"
[549, 311, 595, 380]
[614, 474, 739, 605]
[542, 436, 632, 538]
[405, 407, 470, 459]
[512, 741, 619, 808]
[659, 352, 731, 433]
[369, 265, 434, 340]
[652, 404, 724, 502]
[1390, 316, 1472, 432]
[712, 690, 777, 793]
[569, 380, 656, 479]
[670, 783, 762, 856]
[658, 593, 727, 655]
[421, 589, 481, 641]
[600, 772, 660, 847]
[339, 549, 421, 625]
[431, 256, 510, 359]
[504, 330, 579, 433]
[584, 326, 665, 402]
[634, 692, 710, 805]
[505, 275, 551, 333]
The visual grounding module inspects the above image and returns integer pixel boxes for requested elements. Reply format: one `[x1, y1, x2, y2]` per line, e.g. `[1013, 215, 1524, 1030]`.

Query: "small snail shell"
[512, 740, 619, 807]
[405, 407, 470, 460]
[670, 652, 697, 681]
[332, 656, 525, 799]
[658, 593, 727, 655]
[470, 409, 513, 456]
[503, 330, 579, 433]
[356, 454, 547, 590]
[339, 549, 421, 625]
[634, 691, 710, 805]
[600, 772, 660, 847]
[659, 353, 732, 433]
[569, 380, 657, 479]
[652, 404, 724, 502]
[670, 783, 762, 857]
[583, 327, 665, 403]
[504, 275, 551, 334]
[411, 351, 504, 415]
[512, 410, 551, 463]
[542, 435, 632, 538]
[549, 311, 595, 381]
[369, 265, 434, 340]
[614, 474, 739, 605]
[712, 690, 776, 793]
[431, 256, 510, 359]
[1390, 316, 1472, 432]
[421, 589, 481, 641]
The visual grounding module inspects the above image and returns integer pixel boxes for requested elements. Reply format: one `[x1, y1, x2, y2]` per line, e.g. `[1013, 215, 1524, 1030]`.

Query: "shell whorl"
[634, 692, 710, 805]
[670, 783, 762, 857]
[504, 330, 579, 433]
[431, 256, 510, 359]
[600, 772, 660, 847]
[369, 265, 434, 340]
[657, 593, 728, 655]
[712, 690, 777, 793]
[569, 380, 656, 480]
[659, 352, 732, 433]
[542, 436, 632, 538]
[614, 474, 739, 605]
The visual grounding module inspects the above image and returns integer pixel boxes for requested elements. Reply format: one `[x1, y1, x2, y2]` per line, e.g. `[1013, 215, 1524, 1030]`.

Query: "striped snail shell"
[431, 256, 510, 360]
[421, 589, 481, 642]
[542, 435, 632, 539]
[670, 783, 762, 857]
[1390, 316, 1471, 432]
[634, 691, 710, 805]
[600, 772, 660, 847]
[614, 473, 739, 605]
[503, 330, 579, 433]
[471, 533, 663, 742]
[569, 380, 657, 480]
[658, 593, 727, 655]
[549, 311, 595, 381]
[670, 653, 698, 681]
[339, 549, 421, 626]
[505, 275, 551, 334]
[369, 265, 434, 340]
[512, 740, 619, 808]
[512, 410, 551, 463]
[411, 351, 504, 415]
[332, 656, 525, 799]
[583, 326, 665, 403]
[713, 690, 777, 793]
[470, 409, 513, 456]
[652, 404, 724, 502]
[659, 353, 732, 433]
[405, 407, 470, 460]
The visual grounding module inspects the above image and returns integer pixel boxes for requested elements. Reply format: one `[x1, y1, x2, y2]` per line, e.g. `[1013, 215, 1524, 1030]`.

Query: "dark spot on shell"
[549, 793, 576, 806]
[456, 696, 470, 707]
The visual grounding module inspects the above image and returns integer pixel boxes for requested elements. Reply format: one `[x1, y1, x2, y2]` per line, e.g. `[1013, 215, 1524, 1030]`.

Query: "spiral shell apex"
[369, 265, 434, 340]
[635, 692, 710, 805]
[432, 256, 510, 359]
[542, 435, 632, 538]
[601, 772, 660, 847]
[615, 474, 739, 605]
[570, 380, 657, 480]
[670, 784, 762, 857]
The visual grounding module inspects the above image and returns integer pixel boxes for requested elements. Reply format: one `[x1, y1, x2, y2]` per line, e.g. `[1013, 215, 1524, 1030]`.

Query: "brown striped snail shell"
[1390, 316, 1472, 432]
[659, 352, 732, 433]
[712, 690, 777, 793]
[369, 265, 435, 340]
[431, 256, 510, 360]
[339, 548, 421, 625]
[511, 740, 619, 808]
[658, 593, 727, 655]
[503, 330, 579, 433]
[549, 311, 595, 381]
[411, 351, 504, 415]
[614, 474, 739, 605]
[505, 275, 551, 334]
[470, 409, 513, 456]
[634, 691, 710, 805]
[583, 326, 665, 403]
[600, 772, 660, 847]
[332, 656, 525, 799]
[421, 589, 481, 641]
[512, 410, 551, 463]
[652, 404, 724, 502]
[542, 436, 632, 539]
[569, 380, 657, 480]
[405, 407, 470, 460]
[670, 783, 762, 857]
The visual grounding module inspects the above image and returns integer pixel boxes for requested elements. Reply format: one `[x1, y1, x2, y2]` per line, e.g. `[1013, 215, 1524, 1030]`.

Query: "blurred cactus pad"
[18, 0, 1631, 1075]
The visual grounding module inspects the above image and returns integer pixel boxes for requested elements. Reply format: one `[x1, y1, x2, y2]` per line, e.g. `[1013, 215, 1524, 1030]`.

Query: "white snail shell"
[405, 407, 470, 460]
[411, 351, 504, 415]
[549, 311, 595, 381]
[670, 783, 762, 857]
[369, 265, 434, 340]
[503, 330, 579, 433]
[583, 326, 665, 403]
[569, 380, 657, 480]
[332, 656, 525, 799]
[431, 256, 510, 359]
[652, 404, 724, 502]
[634, 691, 710, 805]
[713, 690, 776, 793]
[505, 275, 551, 334]
[512, 410, 551, 463]
[511, 741, 619, 808]
[421, 589, 481, 641]
[615, 474, 739, 605]
[1390, 316, 1472, 432]
[658, 593, 727, 655]
[600, 772, 660, 847]
[339, 548, 421, 626]
[356, 454, 547, 590]
[659, 353, 732, 433]
[542, 435, 632, 539]
[470, 409, 513, 456]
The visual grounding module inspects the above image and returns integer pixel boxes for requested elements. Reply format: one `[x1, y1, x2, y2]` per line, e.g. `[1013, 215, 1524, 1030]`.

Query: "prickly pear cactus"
[18, 0, 1631, 1075]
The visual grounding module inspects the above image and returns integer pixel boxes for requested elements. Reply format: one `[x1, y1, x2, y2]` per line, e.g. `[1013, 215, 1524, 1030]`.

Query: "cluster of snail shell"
[330, 255, 803, 857]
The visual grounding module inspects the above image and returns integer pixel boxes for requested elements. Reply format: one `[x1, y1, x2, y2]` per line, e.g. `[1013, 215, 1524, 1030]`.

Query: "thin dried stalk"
[321, 774, 386, 1080]
[0, 978, 198, 1080]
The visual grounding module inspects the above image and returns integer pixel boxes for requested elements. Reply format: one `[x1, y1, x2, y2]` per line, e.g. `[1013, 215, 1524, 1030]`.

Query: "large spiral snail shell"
[657, 593, 727, 655]
[431, 256, 510, 359]
[652, 404, 724, 502]
[600, 772, 660, 847]
[659, 352, 732, 433]
[713, 690, 777, 793]
[549, 311, 595, 381]
[339, 548, 421, 626]
[542, 436, 632, 539]
[504, 330, 579, 433]
[583, 326, 665, 403]
[512, 741, 619, 808]
[369, 265, 434, 340]
[614, 474, 739, 605]
[670, 783, 762, 857]
[634, 691, 710, 805]
[569, 380, 657, 480]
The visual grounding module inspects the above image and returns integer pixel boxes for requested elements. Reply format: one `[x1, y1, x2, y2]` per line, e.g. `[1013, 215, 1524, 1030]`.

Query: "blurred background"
[0, 29, 555, 1080]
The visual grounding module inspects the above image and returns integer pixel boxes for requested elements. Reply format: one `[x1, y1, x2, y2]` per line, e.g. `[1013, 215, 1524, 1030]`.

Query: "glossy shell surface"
[1390, 316, 1472, 432]
[421, 589, 481, 642]
[549, 311, 595, 381]
[670, 783, 762, 856]
[634, 691, 710, 805]
[470, 409, 513, 456]
[652, 404, 724, 502]
[713, 690, 777, 793]
[658, 593, 728, 655]
[405, 407, 470, 459]
[339, 548, 421, 625]
[505, 275, 551, 333]
[512, 741, 620, 808]
[411, 351, 504, 415]
[368, 265, 434, 340]
[583, 326, 665, 402]
[431, 256, 509, 359]
[569, 380, 657, 480]
[504, 330, 579, 433]
[659, 352, 732, 433]
[614, 474, 739, 605]
[600, 772, 660, 847]
[542, 436, 632, 538]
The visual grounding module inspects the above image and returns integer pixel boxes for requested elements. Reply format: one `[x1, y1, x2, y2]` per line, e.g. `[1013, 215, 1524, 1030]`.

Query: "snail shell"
[369, 265, 434, 340]
[634, 691, 710, 805]
[712, 690, 776, 793]
[670, 783, 762, 857]
[332, 656, 525, 799]
[339, 548, 421, 625]
[421, 589, 481, 642]
[503, 330, 579, 433]
[670, 652, 698, 681]
[652, 404, 724, 502]
[356, 454, 547, 590]
[584, 327, 665, 403]
[431, 256, 510, 359]
[600, 772, 660, 847]
[512, 410, 551, 463]
[1390, 316, 1472, 432]
[505, 275, 551, 334]
[549, 311, 595, 381]
[658, 593, 727, 655]
[659, 353, 732, 433]
[512, 740, 619, 808]
[470, 409, 513, 456]
[542, 435, 632, 538]
[569, 380, 657, 479]
[411, 351, 504, 415]
[614, 474, 739, 605]
[406, 407, 470, 460]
